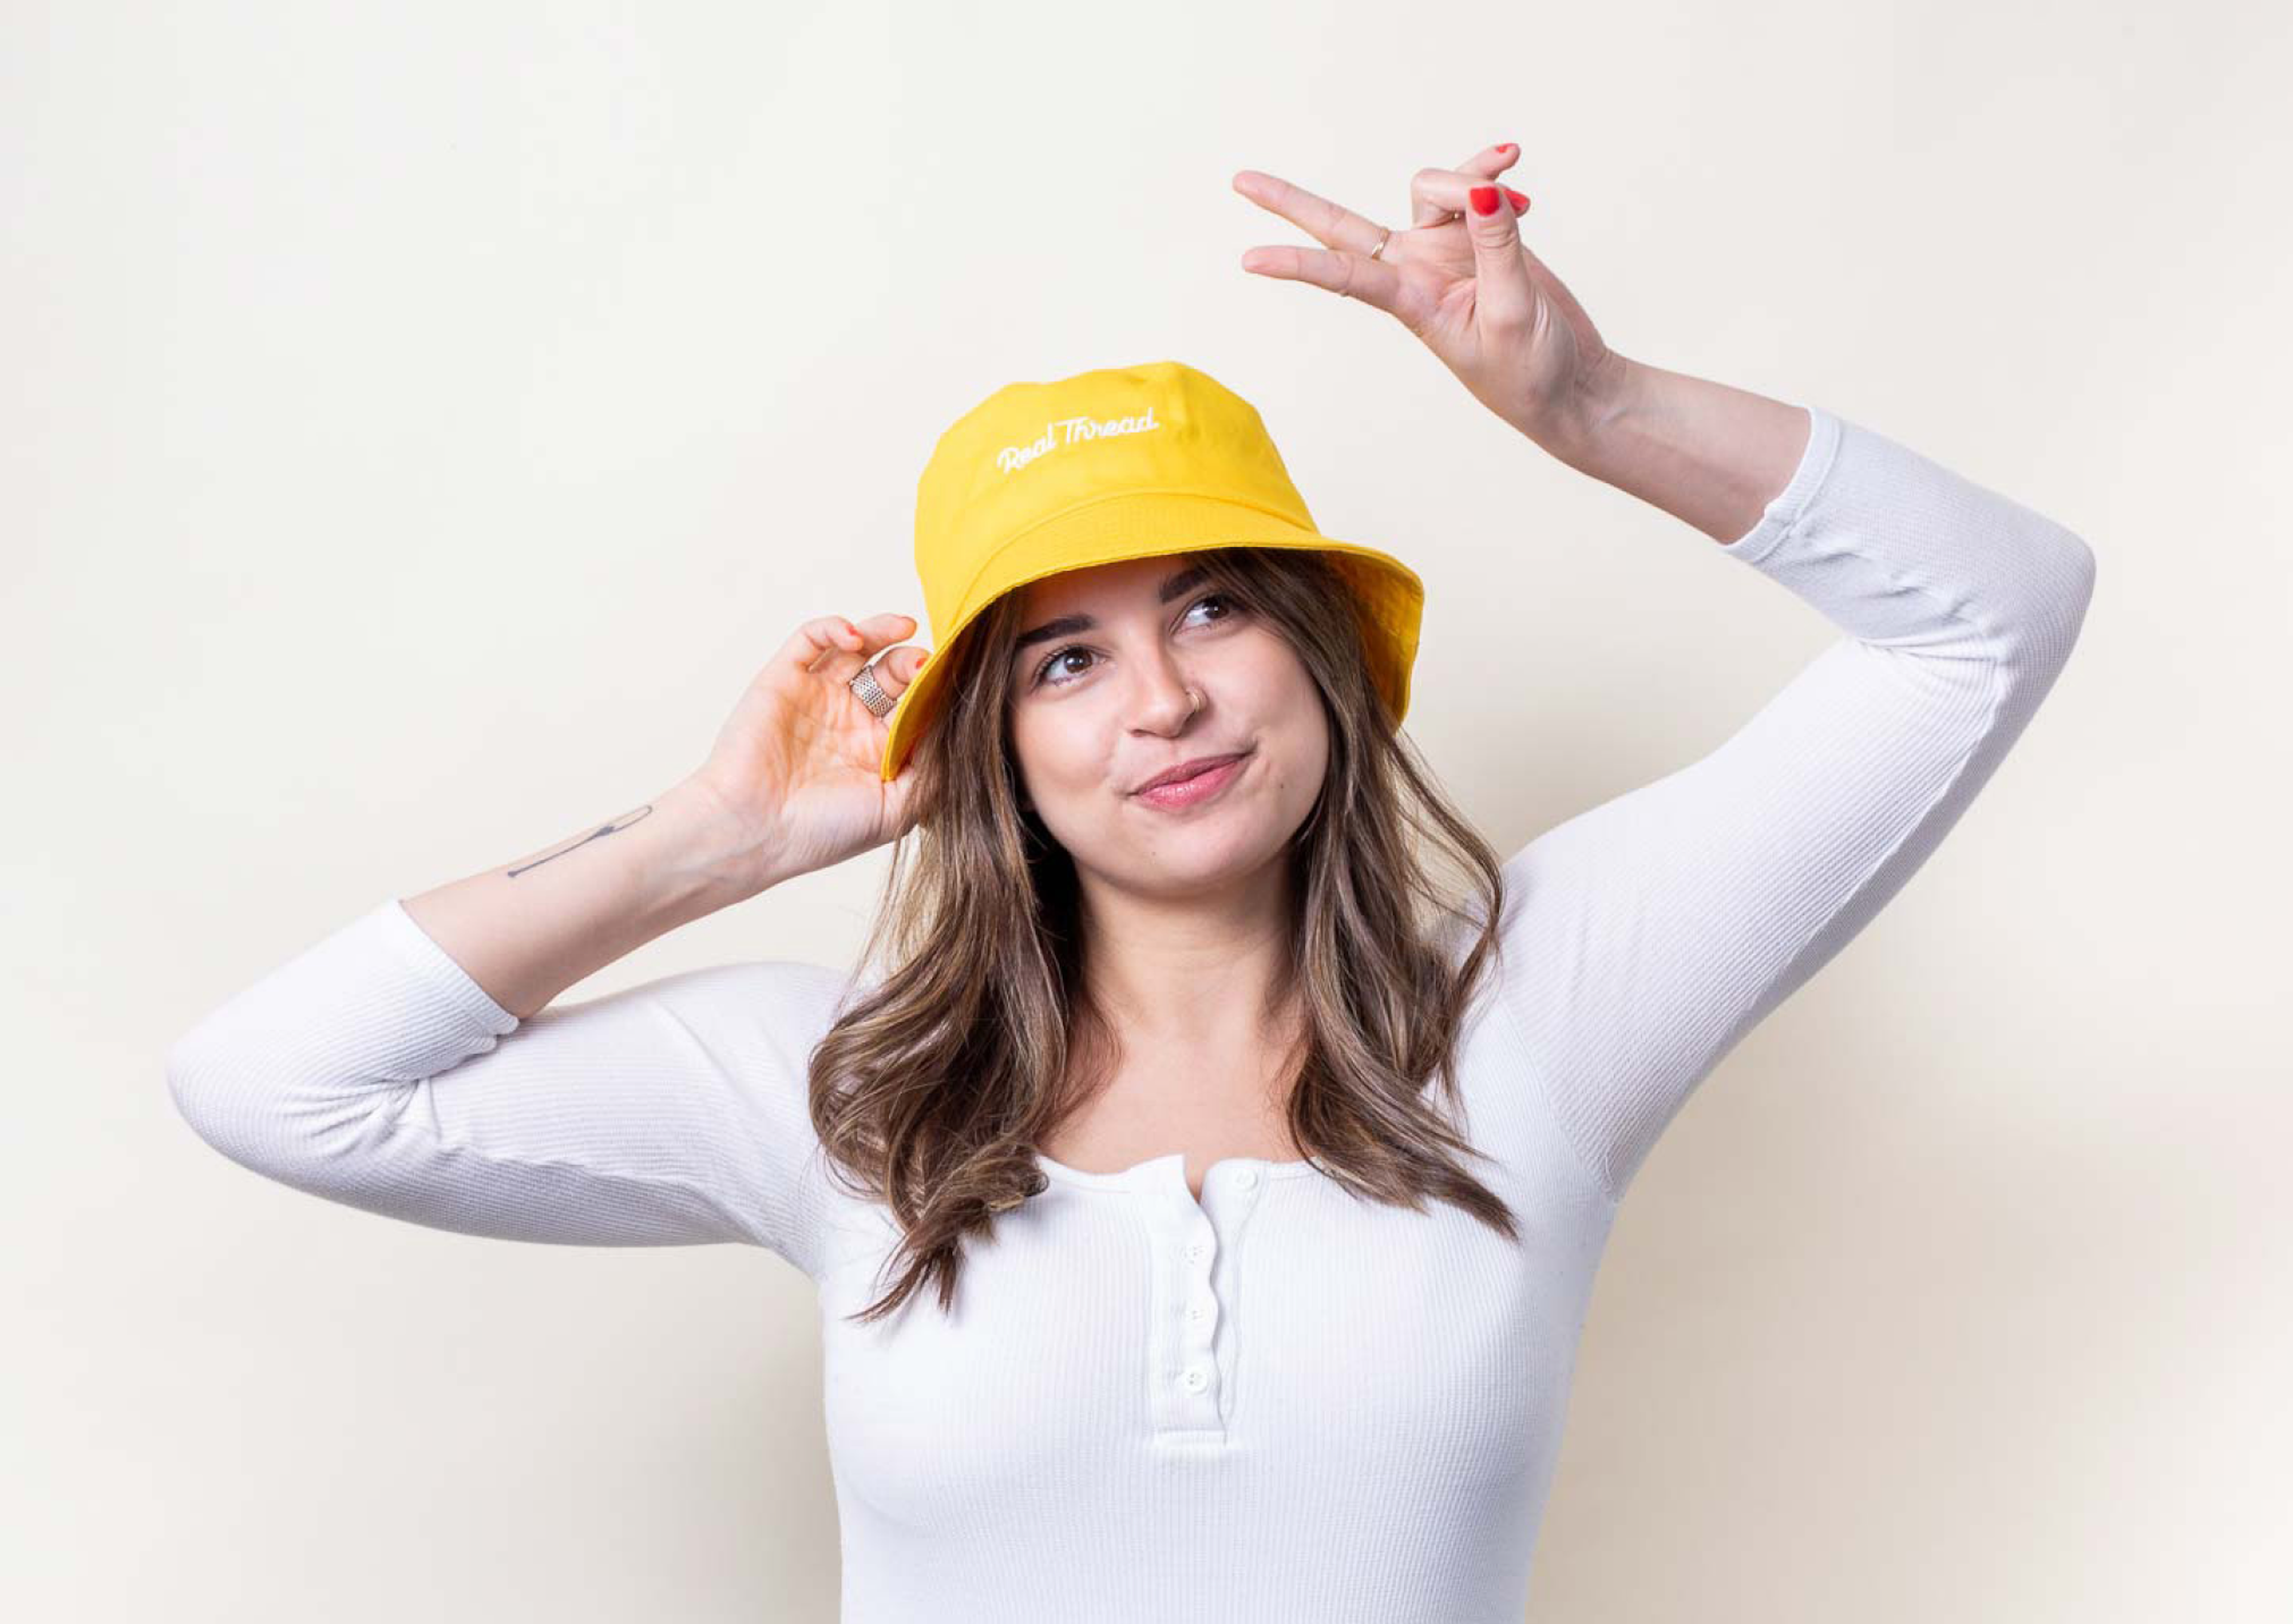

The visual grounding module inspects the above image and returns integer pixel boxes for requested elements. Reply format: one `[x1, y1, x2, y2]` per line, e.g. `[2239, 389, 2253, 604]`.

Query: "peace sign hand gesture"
[1232, 144, 1621, 454]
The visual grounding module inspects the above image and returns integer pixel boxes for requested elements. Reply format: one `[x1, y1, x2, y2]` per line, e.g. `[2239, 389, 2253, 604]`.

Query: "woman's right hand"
[684, 612, 932, 891]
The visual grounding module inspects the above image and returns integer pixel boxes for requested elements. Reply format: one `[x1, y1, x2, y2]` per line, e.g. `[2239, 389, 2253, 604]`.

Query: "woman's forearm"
[1546, 353, 1815, 545]
[398, 776, 767, 1021]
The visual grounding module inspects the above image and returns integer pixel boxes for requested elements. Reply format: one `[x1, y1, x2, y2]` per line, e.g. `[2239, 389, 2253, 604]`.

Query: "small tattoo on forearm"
[506, 804, 655, 878]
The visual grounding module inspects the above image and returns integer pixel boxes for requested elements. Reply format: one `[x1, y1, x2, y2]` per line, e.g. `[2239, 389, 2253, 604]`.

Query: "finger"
[1409, 166, 1531, 230]
[1237, 241, 1407, 316]
[790, 613, 916, 674]
[1455, 140, 1521, 176]
[1440, 177, 1536, 333]
[848, 611, 918, 653]
[855, 617, 930, 698]
[868, 641, 932, 700]
[1231, 168, 1388, 260]
[1409, 191, 1462, 230]
[1414, 142, 1521, 226]
[854, 645, 933, 745]
[783, 615, 861, 673]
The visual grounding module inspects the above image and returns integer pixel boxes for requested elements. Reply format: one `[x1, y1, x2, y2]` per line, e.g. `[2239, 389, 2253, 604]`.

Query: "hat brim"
[878, 491, 1422, 782]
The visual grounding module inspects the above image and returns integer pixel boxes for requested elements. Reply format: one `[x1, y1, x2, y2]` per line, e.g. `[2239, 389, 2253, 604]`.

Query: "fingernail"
[1470, 186, 1501, 217]
[1498, 142, 1516, 155]
[1505, 187, 1530, 212]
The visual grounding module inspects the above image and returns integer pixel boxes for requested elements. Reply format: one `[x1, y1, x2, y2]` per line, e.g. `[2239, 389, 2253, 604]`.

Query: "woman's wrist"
[1538, 353, 1812, 545]
[1538, 348, 1642, 468]
[669, 772, 794, 902]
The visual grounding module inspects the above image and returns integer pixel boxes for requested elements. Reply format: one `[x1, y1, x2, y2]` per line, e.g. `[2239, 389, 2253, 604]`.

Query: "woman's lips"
[1132, 751, 1250, 810]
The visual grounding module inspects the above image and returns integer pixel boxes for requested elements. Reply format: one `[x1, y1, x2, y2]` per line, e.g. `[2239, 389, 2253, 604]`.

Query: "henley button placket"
[1146, 1158, 1267, 1441]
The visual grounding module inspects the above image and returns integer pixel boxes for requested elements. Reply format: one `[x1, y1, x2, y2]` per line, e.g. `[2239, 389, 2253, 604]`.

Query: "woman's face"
[1004, 553, 1328, 896]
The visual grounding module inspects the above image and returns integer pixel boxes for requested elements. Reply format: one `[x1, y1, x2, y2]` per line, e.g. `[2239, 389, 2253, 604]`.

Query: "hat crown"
[914, 360, 1315, 638]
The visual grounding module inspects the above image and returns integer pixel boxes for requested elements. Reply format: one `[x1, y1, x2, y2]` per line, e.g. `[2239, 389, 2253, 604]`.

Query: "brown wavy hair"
[805, 544, 1519, 1324]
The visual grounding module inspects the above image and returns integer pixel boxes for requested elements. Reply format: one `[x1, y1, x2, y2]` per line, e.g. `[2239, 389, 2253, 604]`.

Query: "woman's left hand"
[1233, 144, 1619, 453]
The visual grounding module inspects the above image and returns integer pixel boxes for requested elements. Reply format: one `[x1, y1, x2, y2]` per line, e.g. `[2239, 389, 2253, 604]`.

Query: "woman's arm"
[163, 780, 845, 1274]
[1547, 353, 1821, 543]
[164, 895, 850, 1273]
[1494, 382, 2097, 1204]
[165, 608, 929, 1274]
[1227, 152, 2095, 1201]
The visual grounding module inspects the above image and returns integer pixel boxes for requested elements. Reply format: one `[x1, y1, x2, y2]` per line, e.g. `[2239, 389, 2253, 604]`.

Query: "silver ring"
[847, 660, 897, 719]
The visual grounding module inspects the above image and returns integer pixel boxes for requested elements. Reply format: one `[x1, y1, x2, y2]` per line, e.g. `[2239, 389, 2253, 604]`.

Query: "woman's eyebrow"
[1012, 565, 1209, 653]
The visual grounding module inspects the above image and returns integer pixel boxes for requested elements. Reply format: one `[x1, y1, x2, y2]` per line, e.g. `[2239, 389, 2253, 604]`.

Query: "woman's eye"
[1034, 647, 1093, 686]
[1032, 593, 1241, 689]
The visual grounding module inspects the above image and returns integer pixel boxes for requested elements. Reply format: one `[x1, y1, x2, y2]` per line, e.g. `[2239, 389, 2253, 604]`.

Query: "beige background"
[7, 2, 2287, 1619]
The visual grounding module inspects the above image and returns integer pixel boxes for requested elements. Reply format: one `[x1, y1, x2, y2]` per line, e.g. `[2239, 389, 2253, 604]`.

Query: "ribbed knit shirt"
[165, 402, 2096, 1622]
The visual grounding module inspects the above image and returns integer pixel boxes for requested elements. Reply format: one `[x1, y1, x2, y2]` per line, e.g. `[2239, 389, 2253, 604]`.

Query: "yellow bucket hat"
[879, 359, 1425, 782]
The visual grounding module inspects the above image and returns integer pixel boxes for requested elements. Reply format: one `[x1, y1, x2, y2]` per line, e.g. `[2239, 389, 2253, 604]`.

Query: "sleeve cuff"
[1716, 403, 1843, 565]
[372, 896, 522, 1037]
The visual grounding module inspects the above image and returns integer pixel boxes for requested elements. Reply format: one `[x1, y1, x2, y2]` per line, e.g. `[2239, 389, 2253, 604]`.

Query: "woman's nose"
[1131, 656, 1203, 728]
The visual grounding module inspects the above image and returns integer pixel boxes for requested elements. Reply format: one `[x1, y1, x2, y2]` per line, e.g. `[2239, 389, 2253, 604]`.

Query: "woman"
[167, 143, 2097, 1620]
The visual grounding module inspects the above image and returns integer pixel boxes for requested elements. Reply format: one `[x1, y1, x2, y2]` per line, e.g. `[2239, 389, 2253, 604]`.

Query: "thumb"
[1464, 184, 1535, 333]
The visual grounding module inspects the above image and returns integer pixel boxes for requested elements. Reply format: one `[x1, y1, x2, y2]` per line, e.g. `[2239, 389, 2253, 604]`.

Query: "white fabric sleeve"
[165, 897, 850, 1278]
[1493, 404, 2097, 1203]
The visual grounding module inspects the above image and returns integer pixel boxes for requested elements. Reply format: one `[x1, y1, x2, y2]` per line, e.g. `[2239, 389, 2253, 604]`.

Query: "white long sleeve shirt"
[165, 402, 2097, 1622]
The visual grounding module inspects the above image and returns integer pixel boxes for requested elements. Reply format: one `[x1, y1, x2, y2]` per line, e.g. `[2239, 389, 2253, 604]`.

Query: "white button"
[1184, 1241, 1208, 1263]
[1187, 1302, 1210, 1323]
[1235, 1168, 1259, 1189]
[1181, 1365, 1209, 1392]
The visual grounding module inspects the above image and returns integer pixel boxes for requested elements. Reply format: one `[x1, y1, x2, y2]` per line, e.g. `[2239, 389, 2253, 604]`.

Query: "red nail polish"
[1505, 187, 1530, 212]
[1498, 143, 1516, 154]
[1470, 185, 1500, 216]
